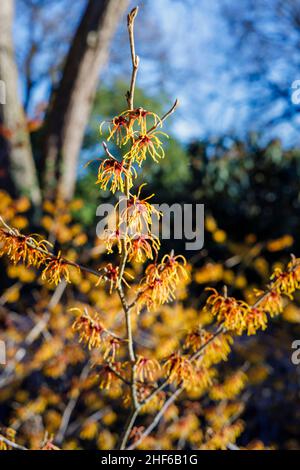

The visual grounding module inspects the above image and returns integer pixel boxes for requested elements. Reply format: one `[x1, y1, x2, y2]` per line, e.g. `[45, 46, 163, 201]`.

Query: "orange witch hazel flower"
[254, 289, 283, 317]
[270, 256, 300, 298]
[98, 363, 123, 389]
[100, 114, 131, 147]
[0, 221, 51, 268]
[118, 184, 161, 234]
[103, 336, 121, 362]
[102, 228, 124, 255]
[96, 263, 133, 293]
[72, 308, 106, 349]
[41, 252, 71, 285]
[205, 287, 275, 336]
[96, 157, 137, 194]
[137, 273, 174, 312]
[125, 130, 168, 166]
[101, 108, 162, 148]
[184, 328, 233, 365]
[121, 108, 162, 134]
[135, 356, 161, 382]
[136, 252, 188, 312]
[244, 307, 268, 335]
[127, 234, 160, 263]
[160, 253, 188, 284]
[204, 288, 249, 335]
[163, 352, 194, 387]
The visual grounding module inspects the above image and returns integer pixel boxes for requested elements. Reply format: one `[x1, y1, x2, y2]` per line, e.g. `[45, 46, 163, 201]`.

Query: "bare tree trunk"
[42, 0, 128, 201]
[0, 0, 41, 205]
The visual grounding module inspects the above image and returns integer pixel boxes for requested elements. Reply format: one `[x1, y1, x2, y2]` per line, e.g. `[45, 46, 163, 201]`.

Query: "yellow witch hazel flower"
[100, 114, 131, 147]
[72, 308, 106, 349]
[96, 156, 137, 193]
[136, 252, 188, 312]
[0, 220, 51, 268]
[135, 356, 161, 382]
[124, 130, 169, 166]
[100, 108, 162, 147]
[41, 252, 71, 285]
[120, 108, 162, 134]
[127, 234, 160, 263]
[118, 184, 161, 234]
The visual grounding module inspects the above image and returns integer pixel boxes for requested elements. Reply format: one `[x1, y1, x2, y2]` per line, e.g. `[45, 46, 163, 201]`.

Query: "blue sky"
[14, 0, 299, 146]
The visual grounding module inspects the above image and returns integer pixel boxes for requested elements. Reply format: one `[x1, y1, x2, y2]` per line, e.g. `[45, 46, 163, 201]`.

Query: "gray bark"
[43, 0, 129, 200]
[0, 0, 41, 205]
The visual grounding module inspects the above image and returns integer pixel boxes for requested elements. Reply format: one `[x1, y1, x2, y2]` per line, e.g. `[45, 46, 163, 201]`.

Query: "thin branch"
[107, 362, 131, 386]
[126, 7, 139, 110]
[148, 99, 179, 134]
[141, 379, 169, 407]
[119, 408, 140, 450]
[0, 435, 27, 450]
[102, 141, 118, 161]
[128, 387, 183, 450]
[0, 221, 102, 281]
[116, 285, 135, 361]
[55, 361, 90, 445]
[191, 325, 225, 362]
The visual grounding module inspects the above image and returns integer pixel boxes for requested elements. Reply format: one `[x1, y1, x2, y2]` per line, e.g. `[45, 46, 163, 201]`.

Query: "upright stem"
[118, 6, 139, 282]
[119, 408, 140, 450]
[117, 284, 135, 362]
[126, 7, 139, 110]
[116, 7, 140, 450]
[118, 6, 140, 361]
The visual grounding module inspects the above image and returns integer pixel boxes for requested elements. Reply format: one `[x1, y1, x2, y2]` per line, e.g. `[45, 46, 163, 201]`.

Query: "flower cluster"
[0, 225, 50, 268]
[127, 234, 160, 263]
[204, 256, 300, 336]
[163, 352, 194, 387]
[72, 308, 122, 358]
[254, 289, 283, 317]
[0, 223, 71, 285]
[205, 289, 271, 335]
[136, 253, 188, 312]
[100, 107, 167, 158]
[270, 256, 300, 298]
[97, 95, 170, 269]
[204, 288, 249, 334]
[72, 309, 106, 349]
[184, 328, 233, 366]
